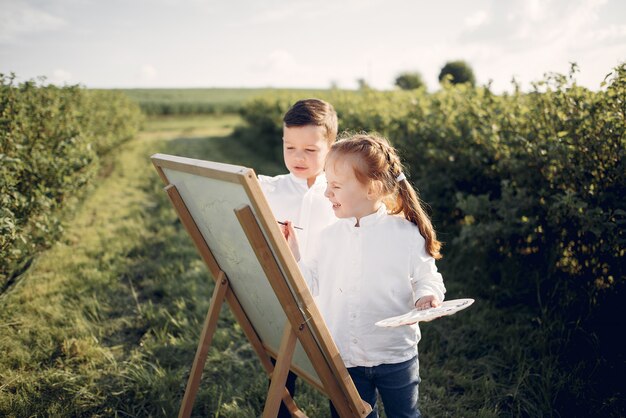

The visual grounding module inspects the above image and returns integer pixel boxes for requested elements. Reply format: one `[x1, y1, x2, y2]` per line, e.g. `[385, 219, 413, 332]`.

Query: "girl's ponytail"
[393, 178, 442, 260]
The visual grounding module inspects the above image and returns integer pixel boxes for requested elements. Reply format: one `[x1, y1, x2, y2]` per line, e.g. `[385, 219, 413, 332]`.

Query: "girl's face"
[324, 155, 381, 224]
[283, 125, 329, 187]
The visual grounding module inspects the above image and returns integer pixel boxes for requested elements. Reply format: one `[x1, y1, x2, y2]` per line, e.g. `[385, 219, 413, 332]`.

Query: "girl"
[282, 134, 445, 418]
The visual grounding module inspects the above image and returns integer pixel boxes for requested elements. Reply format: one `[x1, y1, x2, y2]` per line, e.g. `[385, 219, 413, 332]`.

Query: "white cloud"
[465, 11, 489, 29]
[138, 65, 158, 83]
[522, 0, 548, 22]
[450, 0, 625, 91]
[246, 49, 331, 87]
[248, 8, 296, 24]
[583, 24, 626, 44]
[0, 1, 66, 43]
[253, 50, 298, 74]
[50, 69, 73, 85]
[462, 0, 609, 46]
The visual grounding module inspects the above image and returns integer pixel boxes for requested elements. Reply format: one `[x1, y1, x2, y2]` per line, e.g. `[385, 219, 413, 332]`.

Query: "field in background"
[117, 87, 337, 115]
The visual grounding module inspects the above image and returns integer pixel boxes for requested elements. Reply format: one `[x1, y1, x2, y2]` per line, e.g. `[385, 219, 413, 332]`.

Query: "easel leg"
[262, 322, 298, 418]
[225, 290, 306, 418]
[178, 271, 228, 418]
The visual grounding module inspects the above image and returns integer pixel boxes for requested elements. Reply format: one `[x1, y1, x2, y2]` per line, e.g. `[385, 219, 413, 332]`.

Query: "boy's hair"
[283, 99, 338, 144]
[328, 133, 442, 259]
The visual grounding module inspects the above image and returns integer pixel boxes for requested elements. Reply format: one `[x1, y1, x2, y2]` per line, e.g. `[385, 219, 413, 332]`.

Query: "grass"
[116, 88, 336, 115]
[118, 87, 332, 101]
[0, 113, 607, 417]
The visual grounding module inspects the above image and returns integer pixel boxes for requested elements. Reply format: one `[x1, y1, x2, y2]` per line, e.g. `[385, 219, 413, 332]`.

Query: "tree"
[356, 78, 371, 91]
[438, 60, 476, 86]
[394, 71, 425, 90]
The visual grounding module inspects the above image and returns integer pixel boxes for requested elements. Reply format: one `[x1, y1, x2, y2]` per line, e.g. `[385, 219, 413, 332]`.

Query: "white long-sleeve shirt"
[258, 173, 336, 262]
[298, 204, 446, 368]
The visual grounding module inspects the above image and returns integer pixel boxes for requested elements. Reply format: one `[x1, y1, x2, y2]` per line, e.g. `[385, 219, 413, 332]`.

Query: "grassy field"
[0, 114, 566, 417]
[117, 88, 335, 115]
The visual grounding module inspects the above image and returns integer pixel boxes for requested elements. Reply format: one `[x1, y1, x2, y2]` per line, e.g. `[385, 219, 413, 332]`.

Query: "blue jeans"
[330, 356, 421, 418]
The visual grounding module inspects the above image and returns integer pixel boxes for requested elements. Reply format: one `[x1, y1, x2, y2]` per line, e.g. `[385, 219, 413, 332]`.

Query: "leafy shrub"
[234, 64, 626, 416]
[395, 71, 426, 90]
[0, 74, 143, 288]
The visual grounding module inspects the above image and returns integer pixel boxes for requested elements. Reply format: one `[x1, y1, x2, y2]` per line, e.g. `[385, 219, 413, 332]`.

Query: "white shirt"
[298, 204, 446, 368]
[258, 173, 336, 262]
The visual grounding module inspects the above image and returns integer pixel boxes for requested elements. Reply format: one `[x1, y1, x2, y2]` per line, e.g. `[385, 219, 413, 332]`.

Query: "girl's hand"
[405, 295, 441, 325]
[415, 295, 440, 310]
[281, 220, 301, 262]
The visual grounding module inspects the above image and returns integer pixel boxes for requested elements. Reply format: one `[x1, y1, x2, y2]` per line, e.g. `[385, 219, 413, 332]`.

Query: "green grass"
[115, 88, 336, 115]
[118, 87, 331, 104]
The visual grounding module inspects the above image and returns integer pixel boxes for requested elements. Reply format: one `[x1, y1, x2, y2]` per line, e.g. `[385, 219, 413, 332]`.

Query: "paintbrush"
[277, 221, 303, 230]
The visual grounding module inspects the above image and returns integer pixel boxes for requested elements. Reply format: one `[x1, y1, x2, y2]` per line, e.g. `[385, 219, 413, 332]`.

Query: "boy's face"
[283, 124, 329, 186]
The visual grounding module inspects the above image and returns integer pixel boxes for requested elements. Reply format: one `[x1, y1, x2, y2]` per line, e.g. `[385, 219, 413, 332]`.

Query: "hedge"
[0, 74, 144, 288]
[234, 64, 625, 415]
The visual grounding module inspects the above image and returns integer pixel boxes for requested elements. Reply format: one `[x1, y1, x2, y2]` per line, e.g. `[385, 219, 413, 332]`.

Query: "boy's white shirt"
[297, 204, 446, 368]
[258, 172, 336, 262]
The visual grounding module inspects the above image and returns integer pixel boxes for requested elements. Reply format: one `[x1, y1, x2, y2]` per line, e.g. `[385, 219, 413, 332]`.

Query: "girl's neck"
[353, 203, 382, 227]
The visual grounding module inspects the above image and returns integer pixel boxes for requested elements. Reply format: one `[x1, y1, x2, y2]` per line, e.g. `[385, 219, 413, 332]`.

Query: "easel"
[152, 154, 371, 418]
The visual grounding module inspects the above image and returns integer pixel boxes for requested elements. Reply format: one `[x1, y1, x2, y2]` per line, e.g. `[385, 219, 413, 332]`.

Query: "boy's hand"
[281, 220, 301, 262]
[415, 295, 440, 310]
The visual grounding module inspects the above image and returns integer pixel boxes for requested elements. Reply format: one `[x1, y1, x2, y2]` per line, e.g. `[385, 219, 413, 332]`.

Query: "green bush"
[395, 71, 426, 90]
[0, 74, 143, 288]
[234, 64, 626, 416]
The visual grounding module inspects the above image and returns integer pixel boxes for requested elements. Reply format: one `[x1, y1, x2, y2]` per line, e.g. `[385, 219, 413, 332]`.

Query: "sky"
[1, 0, 625, 92]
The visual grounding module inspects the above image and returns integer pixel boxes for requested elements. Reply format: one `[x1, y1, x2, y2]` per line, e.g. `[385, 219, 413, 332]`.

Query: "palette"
[375, 298, 475, 327]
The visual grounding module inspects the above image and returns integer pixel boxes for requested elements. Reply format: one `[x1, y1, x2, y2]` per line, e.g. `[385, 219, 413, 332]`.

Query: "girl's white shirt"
[298, 204, 446, 368]
[258, 172, 336, 262]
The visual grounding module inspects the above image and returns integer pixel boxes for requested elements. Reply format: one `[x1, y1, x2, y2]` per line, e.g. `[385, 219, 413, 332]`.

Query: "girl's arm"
[411, 233, 446, 309]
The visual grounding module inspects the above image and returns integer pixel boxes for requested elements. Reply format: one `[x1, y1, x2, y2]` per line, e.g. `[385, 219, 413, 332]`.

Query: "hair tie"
[396, 173, 406, 182]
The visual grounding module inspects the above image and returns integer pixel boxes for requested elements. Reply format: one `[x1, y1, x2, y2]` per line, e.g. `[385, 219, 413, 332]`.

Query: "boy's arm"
[281, 221, 301, 262]
[281, 221, 318, 296]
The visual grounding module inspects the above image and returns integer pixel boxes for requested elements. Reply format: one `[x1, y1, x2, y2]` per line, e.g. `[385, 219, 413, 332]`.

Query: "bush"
[234, 64, 626, 416]
[394, 71, 426, 90]
[0, 74, 143, 288]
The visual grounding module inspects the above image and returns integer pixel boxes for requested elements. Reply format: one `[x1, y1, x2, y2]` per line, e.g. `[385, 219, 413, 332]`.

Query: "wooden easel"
[165, 185, 304, 417]
[152, 154, 371, 418]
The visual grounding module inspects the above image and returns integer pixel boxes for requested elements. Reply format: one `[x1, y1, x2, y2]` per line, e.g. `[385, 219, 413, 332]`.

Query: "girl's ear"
[367, 180, 382, 201]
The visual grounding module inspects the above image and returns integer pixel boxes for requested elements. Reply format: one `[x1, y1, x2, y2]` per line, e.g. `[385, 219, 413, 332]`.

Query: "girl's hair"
[328, 133, 442, 259]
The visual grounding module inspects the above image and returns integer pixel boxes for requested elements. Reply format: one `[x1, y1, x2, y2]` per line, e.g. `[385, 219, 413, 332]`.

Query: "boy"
[258, 98, 338, 417]
[259, 98, 338, 263]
